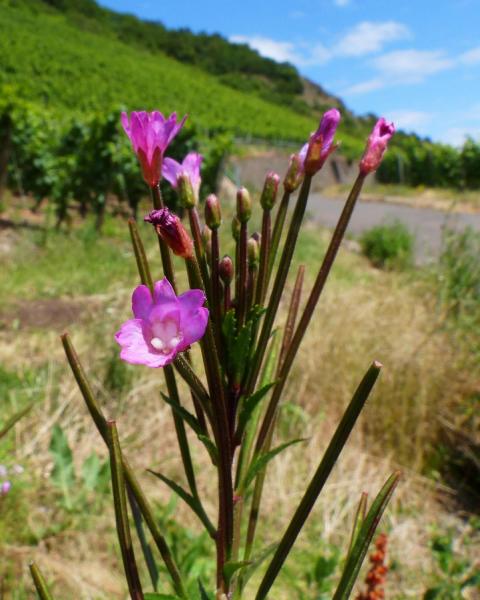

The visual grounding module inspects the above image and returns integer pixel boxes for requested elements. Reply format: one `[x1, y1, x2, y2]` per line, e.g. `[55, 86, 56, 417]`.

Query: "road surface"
[307, 195, 480, 264]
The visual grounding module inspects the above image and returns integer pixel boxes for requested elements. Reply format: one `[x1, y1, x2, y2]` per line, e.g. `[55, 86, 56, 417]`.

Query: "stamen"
[151, 337, 165, 350]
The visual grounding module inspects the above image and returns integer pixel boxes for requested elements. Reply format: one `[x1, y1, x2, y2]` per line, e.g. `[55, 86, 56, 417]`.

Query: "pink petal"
[178, 289, 206, 313]
[153, 278, 177, 304]
[115, 319, 168, 367]
[178, 306, 209, 349]
[162, 157, 182, 188]
[132, 285, 153, 319]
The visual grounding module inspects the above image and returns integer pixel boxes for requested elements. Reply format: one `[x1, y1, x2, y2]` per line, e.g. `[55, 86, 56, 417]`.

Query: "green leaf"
[148, 470, 216, 538]
[223, 560, 251, 587]
[237, 382, 276, 438]
[49, 424, 75, 509]
[240, 542, 278, 587]
[197, 579, 213, 600]
[161, 393, 202, 436]
[461, 572, 480, 588]
[423, 587, 443, 599]
[144, 594, 181, 600]
[197, 434, 218, 465]
[82, 452, 109, 492]
[314, 555, 337, 581]
[0, 402, 34, 440]
[332, 471, 401, 600]
[242, 438, 305, 491]
[222, 309, 255, 383]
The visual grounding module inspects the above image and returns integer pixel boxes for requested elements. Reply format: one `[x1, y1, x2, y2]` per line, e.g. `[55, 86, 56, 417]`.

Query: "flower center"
[150, 318, 183, 354]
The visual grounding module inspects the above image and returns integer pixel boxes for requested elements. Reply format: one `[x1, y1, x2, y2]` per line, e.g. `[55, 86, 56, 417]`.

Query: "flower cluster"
[355, 533, 389, 600]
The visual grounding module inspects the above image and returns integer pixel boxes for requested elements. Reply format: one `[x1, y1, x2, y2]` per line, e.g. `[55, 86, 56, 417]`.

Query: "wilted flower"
[162, 152, 203, 202]
[115, 279, 208, 368]
[359, 118, 395, 175]
[302, 108, 341, 175]
[145, 208, 194, 258]
[121, 111, 187, 187]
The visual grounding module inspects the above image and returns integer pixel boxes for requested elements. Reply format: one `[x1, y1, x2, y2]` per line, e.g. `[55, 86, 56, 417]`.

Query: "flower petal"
[162, 157, 182, 188]
[178, 306, 209, 349]
[153, 278, 177, 304]
[115, 319, 168, 367]
[132, 285, 153, 319]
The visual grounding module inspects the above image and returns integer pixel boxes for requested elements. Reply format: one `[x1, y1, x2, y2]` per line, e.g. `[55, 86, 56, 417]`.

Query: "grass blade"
[255, 361, 382, 600]
[333, 471, 401, 600]
[0, 402, 34, 440]
[346, 492, 368, 559]
[29, 562, 54, 600]
[107, 420, 144, 600]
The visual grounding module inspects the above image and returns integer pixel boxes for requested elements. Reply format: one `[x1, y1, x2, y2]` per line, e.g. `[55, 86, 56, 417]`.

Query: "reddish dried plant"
[356, 533, 389, 600]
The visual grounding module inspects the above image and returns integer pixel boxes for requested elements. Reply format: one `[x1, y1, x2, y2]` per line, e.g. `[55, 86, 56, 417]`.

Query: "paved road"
[307, 195, 480, 264]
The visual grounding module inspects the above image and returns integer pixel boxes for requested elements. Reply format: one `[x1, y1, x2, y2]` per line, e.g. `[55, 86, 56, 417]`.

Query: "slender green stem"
[188, 206, 211, 302]
[173, 355, 212, 422]
[255, 362, 383, 600]
[237, 221, 248, 328]
[60, 334, 187, 599]
[246, 176, 312, 398]
[127, 487, 159, 592]
[346, 491, 368, 559]
[29, 562, 54, 600]
[107, 421, 144, 600]
[254, 173, 366, 453]
[277, 265, 305, 373]
[128, 218, 154, 293]
[210, 227, 223, 352]
[0, 402, 33, 440]
[255, 208, 271, 306]
[266, 189, 290, 289]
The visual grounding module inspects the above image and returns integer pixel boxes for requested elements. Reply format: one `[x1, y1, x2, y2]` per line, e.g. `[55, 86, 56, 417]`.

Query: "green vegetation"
[360, 221, 415, 270]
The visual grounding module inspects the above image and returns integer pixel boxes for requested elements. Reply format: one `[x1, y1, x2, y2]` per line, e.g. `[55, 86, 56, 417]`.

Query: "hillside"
[0, 0, 366, 154]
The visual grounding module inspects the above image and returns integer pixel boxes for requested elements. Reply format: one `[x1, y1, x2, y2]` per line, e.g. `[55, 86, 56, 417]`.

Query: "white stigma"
[151, 337, 165, 351]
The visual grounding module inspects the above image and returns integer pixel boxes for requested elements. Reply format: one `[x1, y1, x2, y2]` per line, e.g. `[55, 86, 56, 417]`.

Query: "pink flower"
[145, 208, 194, 258]
[121, 111, 187, 187]
[302, 108, 341, 175]
[1, 481, 11, 496]
[115, 279, 209, 368]
[359, 118, 395, 175]
[162, 152, 203, 199]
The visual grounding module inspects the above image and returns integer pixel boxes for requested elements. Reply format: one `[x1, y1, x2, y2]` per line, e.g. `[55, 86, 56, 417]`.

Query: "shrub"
[360, 220, 414, 270]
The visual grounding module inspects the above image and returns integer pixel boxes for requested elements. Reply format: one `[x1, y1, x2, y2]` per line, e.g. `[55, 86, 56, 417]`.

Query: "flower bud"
[260, 171, 280, 210]
[236, 187, 251, 223]
[231, 216, 241, 241]
[248, 237, 260, 267]
[359, 118, 395, 175]
[283, 153, 304, 193]
[251, 231, 261, 244]
[205, 194, 222, 229]
[219, 255, 233, 284]
[177, 172, 196, 208]
[303, 108, 341, 175]
[145, 208, 194, 259]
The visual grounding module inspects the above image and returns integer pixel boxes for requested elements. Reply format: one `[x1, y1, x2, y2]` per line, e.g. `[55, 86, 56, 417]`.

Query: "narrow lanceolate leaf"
[239, 542, 278, 588]
[29, 562, 54, 600]
[236, 382, 277, 441]
[160, 393, 203, 437]
[107, 421, 144, 600]
[0, 402, 34, 440]
[241, 438, 305, 492]
[128, 218, 154, 292]
[223, 560, 251, 588]
[332, 471, 401, 600]
[255, 362, 382, 600]
[346, 492, 368, 559]
[148, 470, 216, 539]
[198, 579, 213, 600]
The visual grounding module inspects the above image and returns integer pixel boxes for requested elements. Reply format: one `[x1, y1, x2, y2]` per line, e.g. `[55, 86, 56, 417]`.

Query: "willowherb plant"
[30, 108, 400, 599]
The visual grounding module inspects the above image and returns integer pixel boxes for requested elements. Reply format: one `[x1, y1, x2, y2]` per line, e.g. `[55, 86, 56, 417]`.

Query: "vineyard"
[0, 0, 479, 227]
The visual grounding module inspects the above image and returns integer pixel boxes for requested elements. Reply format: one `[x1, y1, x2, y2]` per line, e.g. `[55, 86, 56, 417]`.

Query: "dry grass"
[1, 220, 479, 598]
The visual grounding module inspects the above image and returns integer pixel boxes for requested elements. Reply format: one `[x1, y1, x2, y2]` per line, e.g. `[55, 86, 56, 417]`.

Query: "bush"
[360, 220, 414, 270]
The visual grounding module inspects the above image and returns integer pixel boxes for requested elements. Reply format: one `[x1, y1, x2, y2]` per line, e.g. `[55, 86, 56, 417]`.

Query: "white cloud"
[334, 0, 351, 6]
[344, 78, 384, 95]
[230, 35, 304, 64]
[387, 110, 432, 133]
[459, 46, 480, 65]
[335, 21, 410, 57]
[373, 49, 454, 82]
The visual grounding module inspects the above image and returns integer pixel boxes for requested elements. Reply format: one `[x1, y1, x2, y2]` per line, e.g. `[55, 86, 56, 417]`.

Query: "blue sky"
[99, 0, 480, 146]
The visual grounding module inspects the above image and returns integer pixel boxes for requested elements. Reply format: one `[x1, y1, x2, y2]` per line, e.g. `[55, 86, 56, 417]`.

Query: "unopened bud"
[219, 255, 233, 284]
[144, 208, 194, 259]
[248, 237, 259, 267]
[284, 153, 304, 193]
[205, 194, 222, 229]
[359, 118, 395, 175]
[303, 108, 341, 176]
[260, 171, 280, 210]
[236, 187, 251, 223]
[231, 216, 241, 241]
[177, 172, 196, 208]
[251, 231, 261, 244]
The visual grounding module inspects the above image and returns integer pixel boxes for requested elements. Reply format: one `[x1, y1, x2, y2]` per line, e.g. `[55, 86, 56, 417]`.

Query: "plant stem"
[246, 176, 311, 398]
[254, 173, 366, 453]
[266, 189, 290, 289]
[255, 362, 382, 600]
[255, 208, 271, 306]
[237, 221, 248, 328]
[107, 420, 144, 600]
[128, 218, 154, 293]
[210, 227, 223, 352]
[150, 184, 177, 291]
[29, 563, 54, 600]
[188, 206, 211, 302]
